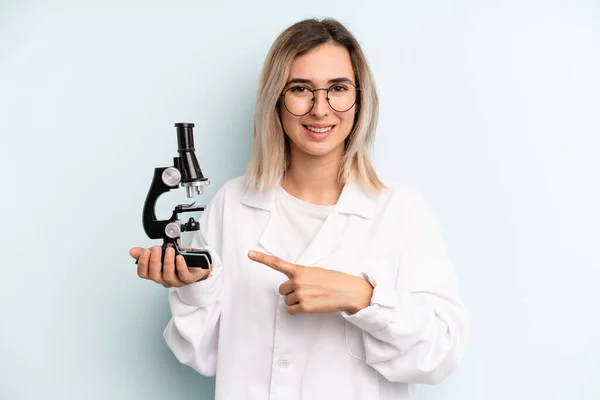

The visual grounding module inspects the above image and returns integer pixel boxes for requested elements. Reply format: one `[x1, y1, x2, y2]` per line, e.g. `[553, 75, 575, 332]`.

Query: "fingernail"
[248, 251, 256, 258]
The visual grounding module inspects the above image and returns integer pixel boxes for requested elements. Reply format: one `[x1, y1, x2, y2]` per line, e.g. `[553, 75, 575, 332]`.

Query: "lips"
[304, 125, 334, 133]
[303, 124, 335, 140]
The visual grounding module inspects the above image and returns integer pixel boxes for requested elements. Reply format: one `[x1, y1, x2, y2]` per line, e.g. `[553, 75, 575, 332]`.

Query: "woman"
[130, 17, 468, 400]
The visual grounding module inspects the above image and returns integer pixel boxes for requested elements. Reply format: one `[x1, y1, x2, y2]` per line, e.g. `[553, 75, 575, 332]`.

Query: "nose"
[310, 88, 329, 117]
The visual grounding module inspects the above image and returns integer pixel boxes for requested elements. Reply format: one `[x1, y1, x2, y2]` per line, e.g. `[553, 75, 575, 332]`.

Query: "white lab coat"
[164, 175, 468, 400]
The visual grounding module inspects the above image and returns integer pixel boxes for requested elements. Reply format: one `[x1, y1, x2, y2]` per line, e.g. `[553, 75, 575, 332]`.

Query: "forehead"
[288, 42, 355, 83]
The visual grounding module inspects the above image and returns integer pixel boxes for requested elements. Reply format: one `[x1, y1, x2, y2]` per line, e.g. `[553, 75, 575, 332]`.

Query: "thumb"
[129, 247, 144, 259]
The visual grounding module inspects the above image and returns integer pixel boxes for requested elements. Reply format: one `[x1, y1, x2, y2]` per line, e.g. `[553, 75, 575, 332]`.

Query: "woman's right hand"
[129, 245, 212, 288]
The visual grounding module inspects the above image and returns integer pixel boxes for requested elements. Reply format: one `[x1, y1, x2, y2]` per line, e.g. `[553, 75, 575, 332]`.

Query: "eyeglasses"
[280, 82, 360, 116]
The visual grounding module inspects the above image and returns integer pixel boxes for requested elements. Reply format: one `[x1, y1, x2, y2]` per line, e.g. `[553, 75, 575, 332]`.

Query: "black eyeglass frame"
[279, 82, 361, 116]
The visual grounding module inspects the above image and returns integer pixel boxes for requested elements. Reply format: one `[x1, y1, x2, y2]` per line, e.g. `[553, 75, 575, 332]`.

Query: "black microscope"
[138, 122, 212, 269]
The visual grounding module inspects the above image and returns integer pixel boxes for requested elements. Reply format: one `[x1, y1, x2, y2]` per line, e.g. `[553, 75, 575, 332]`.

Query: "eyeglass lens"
[283, 83, 358, 116]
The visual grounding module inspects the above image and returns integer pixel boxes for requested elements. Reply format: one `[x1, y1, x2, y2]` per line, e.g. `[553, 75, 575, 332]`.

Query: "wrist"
[345, 278, 374, 315]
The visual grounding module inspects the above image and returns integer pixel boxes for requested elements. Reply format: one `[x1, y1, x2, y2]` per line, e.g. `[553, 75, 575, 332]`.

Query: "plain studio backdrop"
[0, 1, 598, 399]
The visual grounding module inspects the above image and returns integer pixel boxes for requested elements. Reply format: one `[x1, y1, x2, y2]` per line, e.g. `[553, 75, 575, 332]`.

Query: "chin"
[294, 138, 344, 158]
[301, 146, 335, 157]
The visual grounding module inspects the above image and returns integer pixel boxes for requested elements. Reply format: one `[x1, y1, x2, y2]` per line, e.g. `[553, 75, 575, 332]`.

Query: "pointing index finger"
[248, 251, 296, 278]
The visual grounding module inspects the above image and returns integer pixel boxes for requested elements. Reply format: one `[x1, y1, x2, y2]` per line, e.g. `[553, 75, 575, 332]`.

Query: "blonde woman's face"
[280, 42, 358, 160]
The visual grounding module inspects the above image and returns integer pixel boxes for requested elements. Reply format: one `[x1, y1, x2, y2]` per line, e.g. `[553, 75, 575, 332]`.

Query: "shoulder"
[370, 180, 441, 229]
[374, 180, 425, 210]
[198, 176, 247, 237]
[376, 181, 445, 238]
[213, 175, 246, 195]
[205, 175, 249, 209]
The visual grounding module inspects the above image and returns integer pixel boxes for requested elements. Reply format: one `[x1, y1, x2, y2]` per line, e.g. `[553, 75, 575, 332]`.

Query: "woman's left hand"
[248, 250, 373, 315]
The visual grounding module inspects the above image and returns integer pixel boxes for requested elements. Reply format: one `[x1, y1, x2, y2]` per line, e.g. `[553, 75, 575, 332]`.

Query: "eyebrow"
[286, 77, 355, 86]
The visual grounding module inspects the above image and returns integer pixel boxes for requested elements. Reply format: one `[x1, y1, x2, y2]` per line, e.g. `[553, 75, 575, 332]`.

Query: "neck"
[281, 143, 345, 206]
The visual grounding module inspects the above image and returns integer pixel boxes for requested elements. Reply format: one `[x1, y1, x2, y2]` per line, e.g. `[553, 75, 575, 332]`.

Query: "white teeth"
[305, 125, 333, 133]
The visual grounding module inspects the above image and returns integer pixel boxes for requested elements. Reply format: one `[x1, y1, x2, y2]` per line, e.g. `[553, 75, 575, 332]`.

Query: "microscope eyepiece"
[175, 122, 196, 155]
[173, 122, 209, 197]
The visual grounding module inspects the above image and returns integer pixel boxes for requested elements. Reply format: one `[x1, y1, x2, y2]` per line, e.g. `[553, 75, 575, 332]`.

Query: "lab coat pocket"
[344, 320, 367, 361]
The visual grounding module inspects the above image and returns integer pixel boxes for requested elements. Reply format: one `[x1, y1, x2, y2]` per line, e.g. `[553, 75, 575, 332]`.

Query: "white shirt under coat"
[163, 175, 469, 400]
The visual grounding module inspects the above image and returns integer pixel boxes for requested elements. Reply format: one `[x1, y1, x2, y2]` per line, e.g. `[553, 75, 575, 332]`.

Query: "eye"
[289, 85, 311, 93]
[330, 85, 348, 92]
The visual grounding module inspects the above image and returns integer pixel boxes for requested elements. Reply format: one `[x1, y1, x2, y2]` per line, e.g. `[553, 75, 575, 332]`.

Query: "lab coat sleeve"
[163, 187, 226, 377]
[341, 189, 469, 385]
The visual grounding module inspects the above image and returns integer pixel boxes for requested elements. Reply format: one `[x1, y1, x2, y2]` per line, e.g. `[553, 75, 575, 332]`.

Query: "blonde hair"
[245, 18, 386, 194]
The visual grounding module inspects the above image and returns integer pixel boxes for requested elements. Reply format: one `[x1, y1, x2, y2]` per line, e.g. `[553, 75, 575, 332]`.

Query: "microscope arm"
[139, 166, 212, 269]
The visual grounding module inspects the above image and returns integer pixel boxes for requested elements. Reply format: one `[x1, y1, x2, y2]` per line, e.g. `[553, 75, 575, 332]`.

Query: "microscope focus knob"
[165, 222, 181, 239]
[162, 167, 182, 187]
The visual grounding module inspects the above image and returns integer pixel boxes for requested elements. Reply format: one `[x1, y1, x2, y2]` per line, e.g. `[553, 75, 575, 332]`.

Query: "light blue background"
[1, 1, 599, 399]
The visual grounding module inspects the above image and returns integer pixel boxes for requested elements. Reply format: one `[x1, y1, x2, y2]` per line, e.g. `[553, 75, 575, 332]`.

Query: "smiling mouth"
[304, 125, 334, 133]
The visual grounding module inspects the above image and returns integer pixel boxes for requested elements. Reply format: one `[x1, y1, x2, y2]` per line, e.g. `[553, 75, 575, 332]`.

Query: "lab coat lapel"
[294, 209, 345, 266]
[257, 208, 290, 259]
[240, 177, 378, 265]
[240, 183, 289, 259]
[295, 179, 377, 267]
[248, 193, 342, 264]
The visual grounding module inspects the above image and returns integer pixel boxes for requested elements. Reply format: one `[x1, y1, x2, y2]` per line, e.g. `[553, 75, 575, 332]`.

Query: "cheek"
[340, 109, 357, 134]
[280, 111, 297, 135]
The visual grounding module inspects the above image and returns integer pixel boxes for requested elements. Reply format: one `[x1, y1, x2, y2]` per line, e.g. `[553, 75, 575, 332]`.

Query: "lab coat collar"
[335, 178, 377, 219]
[240, 177, 377, 265]
[240, 177, 376, 219]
